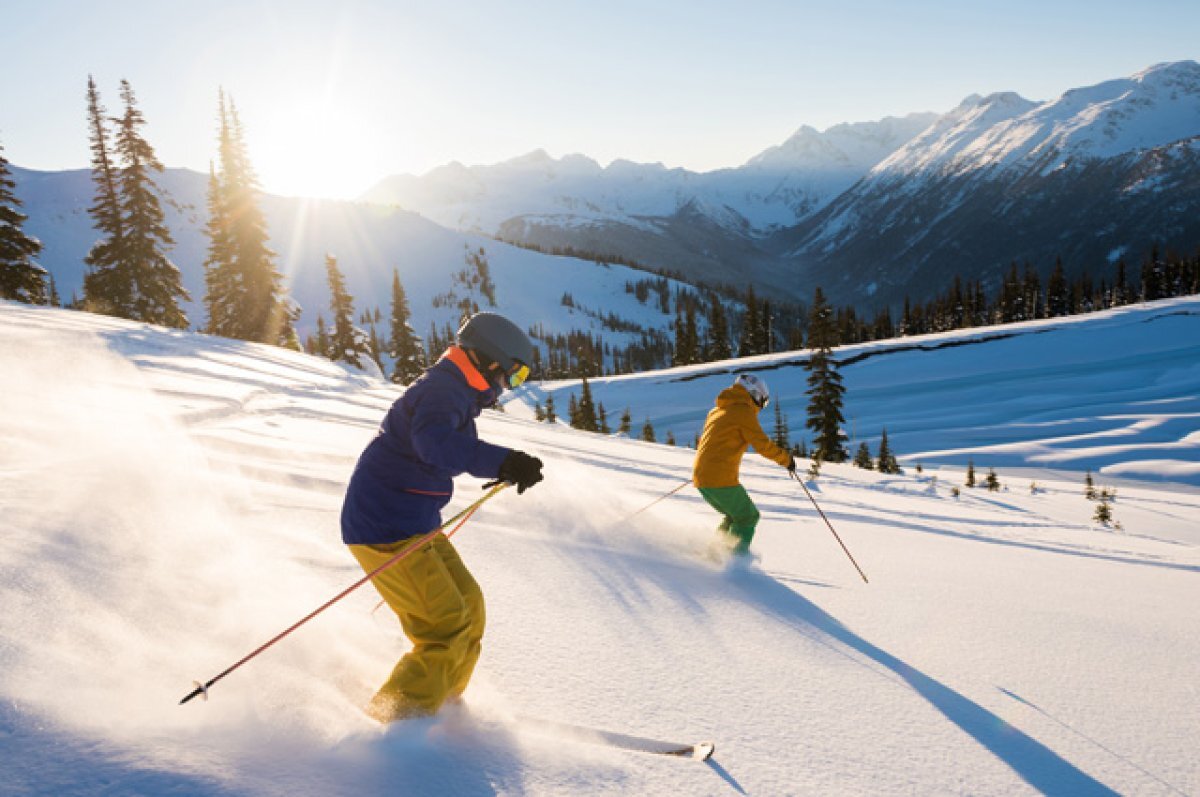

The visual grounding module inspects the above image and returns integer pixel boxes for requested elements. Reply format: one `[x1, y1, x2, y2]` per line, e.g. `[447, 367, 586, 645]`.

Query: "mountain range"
[364, 61, 1200, 310]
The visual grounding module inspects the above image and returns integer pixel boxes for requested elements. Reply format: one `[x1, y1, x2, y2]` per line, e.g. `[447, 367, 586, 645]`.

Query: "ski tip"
[694, 742, 716, 761]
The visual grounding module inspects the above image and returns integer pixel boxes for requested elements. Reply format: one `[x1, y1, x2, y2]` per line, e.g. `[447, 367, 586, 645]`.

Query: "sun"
[246, 96, 385, 201]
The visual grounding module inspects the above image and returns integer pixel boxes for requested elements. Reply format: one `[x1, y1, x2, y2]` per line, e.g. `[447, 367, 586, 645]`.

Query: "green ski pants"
[698, 485, 761, 554]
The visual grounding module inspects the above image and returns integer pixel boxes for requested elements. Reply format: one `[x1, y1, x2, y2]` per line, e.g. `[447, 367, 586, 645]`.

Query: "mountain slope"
[9, 165, 699, 356]
[521, 295, 1200, 490]
[775, 61, 1200, 309]
[2, 301, 1197, 795]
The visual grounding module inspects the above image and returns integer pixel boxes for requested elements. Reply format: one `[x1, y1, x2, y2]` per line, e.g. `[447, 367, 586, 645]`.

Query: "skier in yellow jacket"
[693, 374, 795, 557]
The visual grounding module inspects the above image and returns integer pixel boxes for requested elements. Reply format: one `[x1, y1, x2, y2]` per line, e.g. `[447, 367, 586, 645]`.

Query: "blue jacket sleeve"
[409, 387, 510, 479]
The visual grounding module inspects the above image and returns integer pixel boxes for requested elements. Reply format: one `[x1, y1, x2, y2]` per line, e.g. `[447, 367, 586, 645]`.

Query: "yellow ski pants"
[348, 532, 485, 721]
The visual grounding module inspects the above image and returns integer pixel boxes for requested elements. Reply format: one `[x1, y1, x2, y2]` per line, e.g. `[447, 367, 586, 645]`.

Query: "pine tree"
[665, 430, 676, 446]
[572, 377, 599, 432]
[640, 418, 656, 443]
[804, 287, 847, 463]
[985, 468, 1000, 492]
[1093, 497, 1113, 525]
[966, 460, 976, 488]
[1046, 257, 1068, 317]
[101, 79, 189, 327]
[324, 254, 369, 369]
[203, 91, 296, 345]
[772, 402, 789, 450]
[0, 140, 47, 303]
[758, 298, 773, 354]
[618, 407, 632, 435]
[1084, 471, 1097, 500]
[388, 268, 425, 384]
[544, 393, 557, 423]
[81, 76, 128, 316]
[597, 402, 611, 434]
[705, 292, 732, 360]
[877, 428, 900, 474]
[853, 442, 874, 469]
[738, 285, 760, 357]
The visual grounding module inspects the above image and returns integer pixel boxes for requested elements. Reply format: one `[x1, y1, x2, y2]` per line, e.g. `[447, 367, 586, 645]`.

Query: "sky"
[2, 0, 1198, 200]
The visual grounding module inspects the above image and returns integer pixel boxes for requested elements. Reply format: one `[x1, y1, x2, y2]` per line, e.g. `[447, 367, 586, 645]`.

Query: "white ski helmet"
[734, 373, 770, 408]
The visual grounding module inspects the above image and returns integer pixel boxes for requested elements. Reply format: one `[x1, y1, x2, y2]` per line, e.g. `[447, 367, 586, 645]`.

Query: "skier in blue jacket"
[341, 312, 543, 722]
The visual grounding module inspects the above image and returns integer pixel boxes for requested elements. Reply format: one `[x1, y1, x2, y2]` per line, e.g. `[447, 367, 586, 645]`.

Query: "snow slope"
[528, 296, 1200, 491]
[2, 301, 1198, 796]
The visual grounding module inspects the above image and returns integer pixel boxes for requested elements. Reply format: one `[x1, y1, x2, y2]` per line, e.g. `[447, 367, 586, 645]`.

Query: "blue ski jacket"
[340, 347, 512, 545]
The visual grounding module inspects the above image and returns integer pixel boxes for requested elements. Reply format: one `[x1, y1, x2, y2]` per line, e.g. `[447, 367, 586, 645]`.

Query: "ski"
[514, 715, 715, 761]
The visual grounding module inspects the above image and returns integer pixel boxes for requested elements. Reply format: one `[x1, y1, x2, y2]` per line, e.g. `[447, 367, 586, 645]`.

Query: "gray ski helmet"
[456, 312, 535, 376]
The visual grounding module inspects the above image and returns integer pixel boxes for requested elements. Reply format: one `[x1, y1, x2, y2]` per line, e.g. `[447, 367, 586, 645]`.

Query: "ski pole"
[790, 470, 869, 584]
[179, 482, 508, 705]
[624, 478, 692, 523]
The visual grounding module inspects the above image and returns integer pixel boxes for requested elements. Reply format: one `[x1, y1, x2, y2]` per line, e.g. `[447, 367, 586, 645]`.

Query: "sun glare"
[248, 96, 382, 201]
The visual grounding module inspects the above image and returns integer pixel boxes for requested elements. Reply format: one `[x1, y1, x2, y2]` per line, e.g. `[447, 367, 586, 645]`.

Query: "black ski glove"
[496, 450, 544, 494]
[786, 455, 797, 474]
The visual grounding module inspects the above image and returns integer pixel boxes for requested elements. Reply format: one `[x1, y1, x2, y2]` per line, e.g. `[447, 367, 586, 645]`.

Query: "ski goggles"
[506, 361, 531, 389]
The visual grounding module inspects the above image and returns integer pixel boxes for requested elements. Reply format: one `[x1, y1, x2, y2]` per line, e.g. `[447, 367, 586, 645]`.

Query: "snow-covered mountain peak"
[746, 113, 938, 173]
[869, 61, 1200, 181]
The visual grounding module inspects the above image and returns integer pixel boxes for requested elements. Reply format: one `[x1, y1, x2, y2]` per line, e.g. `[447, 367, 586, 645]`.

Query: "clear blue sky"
[2, 0, 1197, 199]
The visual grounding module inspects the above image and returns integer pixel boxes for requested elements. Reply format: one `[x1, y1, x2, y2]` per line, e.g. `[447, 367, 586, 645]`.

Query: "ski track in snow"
[1, 301, 1198, 796]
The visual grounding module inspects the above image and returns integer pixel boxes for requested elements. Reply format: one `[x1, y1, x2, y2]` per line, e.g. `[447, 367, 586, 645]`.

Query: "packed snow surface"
[1, 301, 1198, 796]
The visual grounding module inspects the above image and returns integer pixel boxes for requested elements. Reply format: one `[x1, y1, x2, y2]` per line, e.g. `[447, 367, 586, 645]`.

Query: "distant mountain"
[778, 60, 1200, 309]
[365, 61, 1200, 310]
[361, 114, 938, 296]
[8, 166, 698, 357]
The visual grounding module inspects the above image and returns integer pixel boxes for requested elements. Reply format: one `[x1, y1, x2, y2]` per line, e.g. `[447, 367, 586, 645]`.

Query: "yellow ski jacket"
[693, 384, 792, 488]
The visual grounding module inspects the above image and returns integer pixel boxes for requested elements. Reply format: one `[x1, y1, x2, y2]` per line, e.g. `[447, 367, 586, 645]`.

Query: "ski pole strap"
[179, 482, 508, 705]
[790, 471, 869, 584]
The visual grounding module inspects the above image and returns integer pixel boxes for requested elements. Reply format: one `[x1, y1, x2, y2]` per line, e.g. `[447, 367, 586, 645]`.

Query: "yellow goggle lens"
[507, 363, 531, 388]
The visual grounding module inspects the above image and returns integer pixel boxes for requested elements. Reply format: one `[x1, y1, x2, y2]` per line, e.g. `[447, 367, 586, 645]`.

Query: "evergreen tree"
[672, 303, 699, 366]
[567, 394, 579, 426]
[705, 292, 732, 360]
[986, 468, 1001, 492]
[323, 254, 369, 369]
[853, 442, 874, 470]
[1141, 244, 1167, 302]
[597, 402, 611, 434]
[81, 75, 128, 316]
[1093, 496, 1113, 525]
[966, 460, 976, 488]
[641, 418, 657, 443]
[758, 298, 773, 354]
[572, 377, 599, 432]
[544, 393, 557, 423]
[738, 285, 760, 357]
[618, 407, 632, 435]
[106, 79, 189, 327]
[1084, 471, 1097, 500]
[665, 430, 676, 446]
[804, 287, 847, 463]
[772, 402, 789, 450]
[0, 140, 47, 303]
[877, 428, 900, 474]
[387, 268, 425, 384]
[203, 91, 296, 346]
